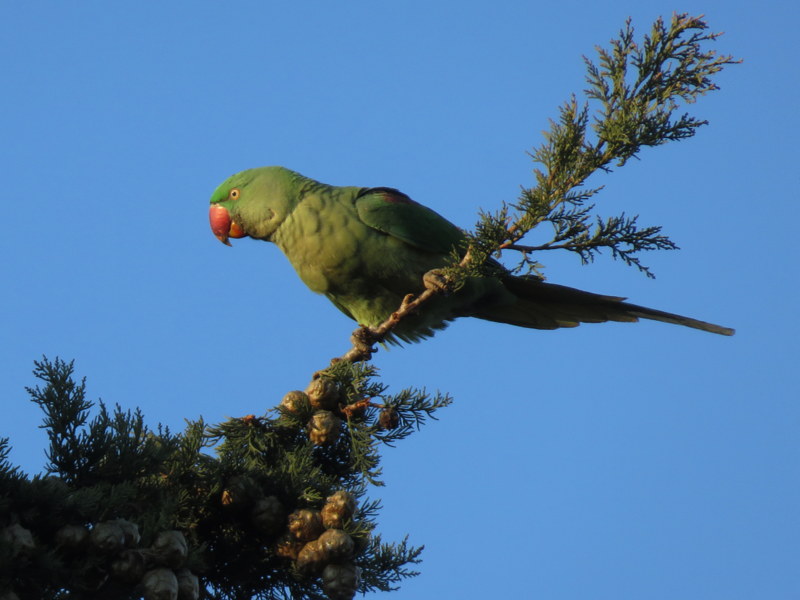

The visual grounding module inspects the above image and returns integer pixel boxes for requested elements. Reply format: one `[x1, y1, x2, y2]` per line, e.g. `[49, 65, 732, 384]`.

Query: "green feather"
[354, 188, 464, 255]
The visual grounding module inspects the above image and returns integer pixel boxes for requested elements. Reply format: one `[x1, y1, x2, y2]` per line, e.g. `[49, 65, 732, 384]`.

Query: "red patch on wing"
[380, 189, 416, 205]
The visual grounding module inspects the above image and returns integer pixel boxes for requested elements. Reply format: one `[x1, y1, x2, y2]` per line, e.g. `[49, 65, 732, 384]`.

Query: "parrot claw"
[423, 269, 453, 294]
[346, 326, 378, 362]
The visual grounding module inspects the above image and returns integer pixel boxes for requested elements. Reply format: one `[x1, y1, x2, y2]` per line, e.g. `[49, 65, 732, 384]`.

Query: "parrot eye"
[228, 188, 240, 201]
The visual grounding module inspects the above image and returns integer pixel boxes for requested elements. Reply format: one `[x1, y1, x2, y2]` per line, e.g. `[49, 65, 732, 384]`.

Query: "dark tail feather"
[613, 300, 734, 335]
[475, 277, 735, 336]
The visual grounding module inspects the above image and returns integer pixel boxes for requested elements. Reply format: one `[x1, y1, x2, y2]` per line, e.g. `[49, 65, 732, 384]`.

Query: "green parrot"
[209, 166, 734, 343]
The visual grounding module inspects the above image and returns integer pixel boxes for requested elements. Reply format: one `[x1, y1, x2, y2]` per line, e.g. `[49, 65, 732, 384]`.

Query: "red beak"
[209, 204, 246, 246]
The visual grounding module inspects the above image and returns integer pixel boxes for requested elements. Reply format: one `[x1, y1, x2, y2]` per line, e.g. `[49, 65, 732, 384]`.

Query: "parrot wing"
[354, 187, 465, 255]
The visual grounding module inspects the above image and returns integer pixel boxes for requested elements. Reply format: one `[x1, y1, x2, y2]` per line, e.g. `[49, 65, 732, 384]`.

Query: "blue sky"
[2, 1, 798, 598]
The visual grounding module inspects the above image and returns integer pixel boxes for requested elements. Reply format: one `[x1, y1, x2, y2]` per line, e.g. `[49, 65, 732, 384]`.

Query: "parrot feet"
[342, 326, 378, 362]
[423, 269, 454, 294]
[338, 271, 456, 363]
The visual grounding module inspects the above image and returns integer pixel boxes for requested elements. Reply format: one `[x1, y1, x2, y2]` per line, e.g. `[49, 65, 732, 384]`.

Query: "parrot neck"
[295, 176, 338, 200]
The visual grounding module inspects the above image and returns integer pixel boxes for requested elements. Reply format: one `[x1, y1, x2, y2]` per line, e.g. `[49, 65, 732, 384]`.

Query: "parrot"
[209, 166, 734, 343]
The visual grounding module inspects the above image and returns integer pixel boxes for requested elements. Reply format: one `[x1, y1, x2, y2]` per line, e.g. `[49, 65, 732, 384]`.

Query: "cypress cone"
[55, 524, 89, 551]
[322, 563, 360, 600]
[142, 568, 179, 600]
[305, 378, 340, 411]
[321, 491, 357, 529]
[295, 539, 328, 575]
[281, 390, 310, 413]
[175, 568, 200, 600]
[90, 521, 125, 554]
[151, 530, 188, 569]
[317, 528, 354, 562]
[111, 549, 146, 583]
[1, 524, 35, 558]
[308, 411, 341, 445]
[288, 509, 324, 542]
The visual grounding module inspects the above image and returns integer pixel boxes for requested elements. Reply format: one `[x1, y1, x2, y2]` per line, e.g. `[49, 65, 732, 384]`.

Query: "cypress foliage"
[463, 14, 739, 281]
[1, 358, 442, 599]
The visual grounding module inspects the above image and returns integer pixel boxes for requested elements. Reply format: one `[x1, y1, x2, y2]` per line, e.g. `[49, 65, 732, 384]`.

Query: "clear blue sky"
[2, 1, 797, 598]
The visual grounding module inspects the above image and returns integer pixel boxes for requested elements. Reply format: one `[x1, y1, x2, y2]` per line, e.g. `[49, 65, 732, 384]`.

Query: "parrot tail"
[475, 276, 735, 336]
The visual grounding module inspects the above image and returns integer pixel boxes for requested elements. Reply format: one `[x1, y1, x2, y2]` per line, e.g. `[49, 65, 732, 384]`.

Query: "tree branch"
[473, 13, 739, 279]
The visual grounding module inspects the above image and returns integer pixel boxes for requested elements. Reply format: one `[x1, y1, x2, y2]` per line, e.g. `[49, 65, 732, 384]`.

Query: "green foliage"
[357, 535, 423, 593]
[469, 14, 739, 279]
[29, 358, 179, 490]
[1, 358, 440, 599]
[321, 361, 452, 485]
[0, 439, 22, 488]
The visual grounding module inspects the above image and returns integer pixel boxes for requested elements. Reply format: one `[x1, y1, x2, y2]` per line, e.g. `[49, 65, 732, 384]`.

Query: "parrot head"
[209, 166, 301, 245]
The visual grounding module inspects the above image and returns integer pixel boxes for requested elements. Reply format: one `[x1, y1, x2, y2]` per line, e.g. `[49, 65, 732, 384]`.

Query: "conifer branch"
[2, 357, 438, 599]
[357, 535, 423, 592]
[473, 13, 739, 278]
